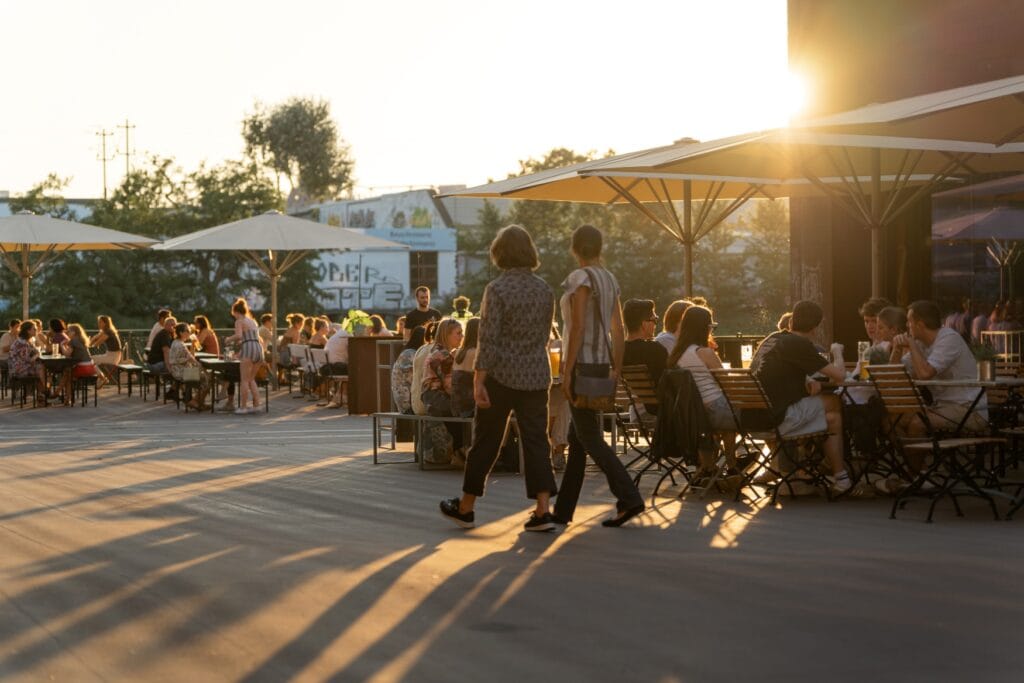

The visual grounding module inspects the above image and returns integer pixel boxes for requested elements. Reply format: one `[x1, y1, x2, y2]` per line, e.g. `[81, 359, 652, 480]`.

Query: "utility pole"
[95, 129, 115, 199]
[117, 118, 135, 178]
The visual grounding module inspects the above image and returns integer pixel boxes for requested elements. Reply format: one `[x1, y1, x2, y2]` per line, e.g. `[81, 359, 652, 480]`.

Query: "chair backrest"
[710, 368, 771, 412]
[865, 364, 925, 417]
[621, 365, 658, 408]
[287, 344, 309, 367]
[308, 347, 328, 371]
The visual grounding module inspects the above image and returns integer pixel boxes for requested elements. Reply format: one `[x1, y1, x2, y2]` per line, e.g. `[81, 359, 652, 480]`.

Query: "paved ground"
[1, 389, 1023, 682]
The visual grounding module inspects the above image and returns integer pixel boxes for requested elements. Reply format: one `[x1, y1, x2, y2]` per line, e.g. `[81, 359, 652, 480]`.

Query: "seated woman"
[60, 323, 97, 405]
[668, 305, 737, 473]
[451, 317, 479, 418]
[391, 326, 426, 414]
[169, 322, 210, 410]
[368, 314, 393, 338]
[309, 319, 329, 349]
[49, 318, 69, 350]
[410, 321, 437, 416]
[299, 316, 314, 345]
[193, 315, 220, 356]
[278, 313, 304, 367]
[89, 315, 122, 388]
[8, 321, 46, 398]
[422, 318, 465, 460]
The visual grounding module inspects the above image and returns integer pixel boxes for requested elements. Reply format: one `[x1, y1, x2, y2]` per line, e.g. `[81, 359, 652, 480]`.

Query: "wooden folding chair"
[616, 364, 661, 485]
[711, 368, 833, 504]
[867, 364, 1005, 522]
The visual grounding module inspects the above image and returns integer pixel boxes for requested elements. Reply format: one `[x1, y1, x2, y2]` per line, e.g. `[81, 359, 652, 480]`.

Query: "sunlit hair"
[260, 313, 273, 324]
[289, 313, 305, 326]
[369, 314, 387, 334]
[174, 322, 190, 338]
[231, 297, 251, 317]
[97, 315, 118, 334]
[455, 318, 480, 364]
[423, 320, 437, 344]
[490, 224, 540, 270]
[453, 295, 470, 311]
[67, 322, 87, 340]
[435, 318, 463, 351]
[194, 315, 211, 331]
[668, 305, 714, 367]
[776, 312, 792, 331]
[662, 300, 692, 335]
[9, 318, 22, 329]
[415, 286, 430, 296]
[313, 319, 328, 332]
[49, 318, 66, 334]
[18, 321, 35, 339]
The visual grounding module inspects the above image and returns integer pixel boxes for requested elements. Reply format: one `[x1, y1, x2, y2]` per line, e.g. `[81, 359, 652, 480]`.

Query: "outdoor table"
[914, 377, 1024, 435]
[39, 354, 76, 405]
[198, 357, 239, 414]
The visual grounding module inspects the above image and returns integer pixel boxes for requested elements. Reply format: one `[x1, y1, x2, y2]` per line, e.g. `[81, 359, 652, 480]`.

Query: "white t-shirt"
[146, 321, 164, 348]
[325, 328, 349, 364]
[904, 326, 987, 414]
[410, 343, 433, 415]
[560, 266, 620, 366]
[655, 331, 676, 354]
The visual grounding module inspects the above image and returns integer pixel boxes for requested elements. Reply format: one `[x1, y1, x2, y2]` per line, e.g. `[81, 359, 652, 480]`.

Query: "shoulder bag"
[571, 267, 618, 411]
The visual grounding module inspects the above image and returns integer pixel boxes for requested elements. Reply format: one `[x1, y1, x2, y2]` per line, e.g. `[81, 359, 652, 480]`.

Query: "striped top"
[560, 266, 620, 366]
[676, 344, 723, 405]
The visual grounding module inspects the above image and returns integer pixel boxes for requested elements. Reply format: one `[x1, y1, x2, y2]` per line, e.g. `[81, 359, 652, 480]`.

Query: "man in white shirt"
[654, 299, 691, 353]
[146, 309, 172, 348]
[891, 299, 987, 436]
[320, 327, 349, 408]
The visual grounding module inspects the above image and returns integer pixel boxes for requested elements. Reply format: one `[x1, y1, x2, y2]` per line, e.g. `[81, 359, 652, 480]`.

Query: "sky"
[0, 0, 795, 200]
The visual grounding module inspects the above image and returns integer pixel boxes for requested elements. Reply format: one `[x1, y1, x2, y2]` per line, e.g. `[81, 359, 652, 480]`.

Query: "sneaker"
[234, 407, 250, 415]
[873, 476, 907, 495]
[829, 473, 853, 494]
[524, 512, 556, 532]
[439, 497, 475, 529]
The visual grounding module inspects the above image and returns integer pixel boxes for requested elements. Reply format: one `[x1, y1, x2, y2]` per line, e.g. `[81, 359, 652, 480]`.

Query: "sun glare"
[783, 70, 810, 120]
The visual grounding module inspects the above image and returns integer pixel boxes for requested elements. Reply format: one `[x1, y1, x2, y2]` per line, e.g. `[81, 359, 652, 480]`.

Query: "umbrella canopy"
[0, 210, 157, 318]
[586, 127, 1024, 296]
[154, 210, 408, 378]
[803, 73, 1024, 146]
[931, 207, 1024, 242]
[934, 172, 1024, 202]
[448, 132, 946, 295]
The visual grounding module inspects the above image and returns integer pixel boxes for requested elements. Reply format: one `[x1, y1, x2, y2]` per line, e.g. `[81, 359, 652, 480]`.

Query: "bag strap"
[583, 267, 612, 364]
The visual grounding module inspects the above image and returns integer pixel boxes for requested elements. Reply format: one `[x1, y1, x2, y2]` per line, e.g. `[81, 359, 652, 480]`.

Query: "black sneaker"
[439, 497, 474, 529]
[524, 512, 556, 532]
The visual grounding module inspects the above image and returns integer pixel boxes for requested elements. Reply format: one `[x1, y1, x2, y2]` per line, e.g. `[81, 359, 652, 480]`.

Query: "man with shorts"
[891, 299, 988, 435]
[751, 300, 852, 493]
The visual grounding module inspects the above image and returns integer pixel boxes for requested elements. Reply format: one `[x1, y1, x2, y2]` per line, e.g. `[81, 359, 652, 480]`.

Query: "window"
[409, 251, 438, 294]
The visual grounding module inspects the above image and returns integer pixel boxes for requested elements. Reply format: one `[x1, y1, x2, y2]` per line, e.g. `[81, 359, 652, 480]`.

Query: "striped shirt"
[560, 266, 620, 365]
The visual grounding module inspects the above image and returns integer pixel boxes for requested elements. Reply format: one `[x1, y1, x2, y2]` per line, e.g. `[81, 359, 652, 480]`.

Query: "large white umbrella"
[0, 210, 157, 318]
[153, 210, 408, 377]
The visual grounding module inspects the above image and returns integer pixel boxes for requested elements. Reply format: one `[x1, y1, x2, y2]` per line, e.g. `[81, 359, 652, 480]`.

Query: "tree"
[243, 97, 355, 205]
[741, 199, 791, 329]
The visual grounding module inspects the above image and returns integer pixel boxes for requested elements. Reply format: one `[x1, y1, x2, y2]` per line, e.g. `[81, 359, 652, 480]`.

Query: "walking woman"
[555, 224, 645, 527]
[225, 298, 263, 414]
[439, 224, 559, 531]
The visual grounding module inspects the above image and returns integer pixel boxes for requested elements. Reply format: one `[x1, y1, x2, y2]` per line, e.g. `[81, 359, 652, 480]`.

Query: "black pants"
[319, 362, 348, 376]
[555, 405, 644, 521]
[462, 377, 556, 500]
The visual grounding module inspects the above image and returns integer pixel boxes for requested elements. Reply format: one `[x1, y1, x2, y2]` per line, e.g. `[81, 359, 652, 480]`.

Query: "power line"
[117, 118, 135, 178]
[95, 128, 115, 200]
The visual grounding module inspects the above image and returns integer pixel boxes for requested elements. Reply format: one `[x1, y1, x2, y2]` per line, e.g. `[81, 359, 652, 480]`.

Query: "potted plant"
[342, 309, 373, 336]
[971, 342, 997, 381]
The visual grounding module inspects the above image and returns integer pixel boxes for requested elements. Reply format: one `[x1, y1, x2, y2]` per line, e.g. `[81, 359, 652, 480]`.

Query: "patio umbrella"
[448, 133, 942, 295]
[0, 210, 157, 319]
[153, 210, 408, 378]
[586, 127, 1023, 296]
[931, 207, 1024, 242]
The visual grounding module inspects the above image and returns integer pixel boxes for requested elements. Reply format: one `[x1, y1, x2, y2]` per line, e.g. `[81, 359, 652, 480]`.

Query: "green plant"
[342, 309, 372, 334]
[971, 342, 997, 362]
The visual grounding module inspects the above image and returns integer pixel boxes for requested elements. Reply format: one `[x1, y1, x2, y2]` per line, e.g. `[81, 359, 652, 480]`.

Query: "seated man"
[890, 299, 987, 435]
[146, 316, 176, 373]
[751, 300, 852, 493]
[859, 296, 893, 363]
[622, 298, 668, 414]
[320, 326, 349, 408]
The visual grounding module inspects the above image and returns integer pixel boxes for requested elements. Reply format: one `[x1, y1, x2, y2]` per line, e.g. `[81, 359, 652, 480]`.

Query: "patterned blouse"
[423, 343, 455, 394]
[474, 267, 554, 391]
[8, 338, 39, 377]
[391, 348, 417, 413]
[168, 340, 196, 381]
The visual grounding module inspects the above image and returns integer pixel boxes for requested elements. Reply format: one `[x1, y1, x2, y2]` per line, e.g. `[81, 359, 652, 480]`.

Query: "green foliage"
[6, 174, 77, 219]
[342, 308, 373, 334]
[243, 97, 355, 203]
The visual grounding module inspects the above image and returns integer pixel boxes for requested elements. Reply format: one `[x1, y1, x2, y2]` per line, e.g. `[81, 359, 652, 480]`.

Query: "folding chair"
[867, 364, 1005, 522]
[285, 343, 310, 394]
[711, 368, 833, 504]
[616, 365, 660, 484]
[309, 347, 348, 407]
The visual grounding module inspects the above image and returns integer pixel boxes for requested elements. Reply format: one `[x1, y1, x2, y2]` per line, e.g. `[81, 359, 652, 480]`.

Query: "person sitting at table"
[168, 322, 210, 411]
[890, 299, 988, 435]
[451, 317, 479, 418]
[146, 316, 176, 374]
[59, 323, 97, 406]
[392, 326, 427, 414]
[395, 316, 406, 340]
[751, 300, 853, 494]
[410, 321, 437, 416]
[89, 315, 122, 389]
[49, 319, 69, 349]
[422, 318, 466, 463]
[320, 324, 350, 408]
[655, 299, 692, 353]
[299, 316, 314, 344]
[623, 299, 668, 405]
[367, 314, 393, 338]
[668, 304, 738, 472]
[147, 308, 172, 348]
[309, 319, 329, 349]
[30, 319, 46, 351]
[193, 315, 219, 355]
[0, 318, 20, 366]
[859, 297, 893, 346]
[258, 313, 275, 363]
[8, 321, 46, 399]
[873, 306, 907, 364]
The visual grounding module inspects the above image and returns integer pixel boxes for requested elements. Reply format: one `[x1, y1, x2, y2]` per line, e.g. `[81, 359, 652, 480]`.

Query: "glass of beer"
[741, 344, 753, 368]
[549, 340, 561, 380]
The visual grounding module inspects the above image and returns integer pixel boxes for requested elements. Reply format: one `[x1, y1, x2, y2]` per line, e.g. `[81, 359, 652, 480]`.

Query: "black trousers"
[462, 377, 557, 500]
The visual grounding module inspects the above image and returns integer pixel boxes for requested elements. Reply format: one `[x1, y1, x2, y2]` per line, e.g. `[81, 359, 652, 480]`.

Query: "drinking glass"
[741, 344, 753, 368]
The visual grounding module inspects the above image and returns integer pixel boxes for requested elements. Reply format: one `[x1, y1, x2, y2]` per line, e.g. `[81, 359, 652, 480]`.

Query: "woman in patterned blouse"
[440, 224, 559, 532]
[8, 321, 46, 397]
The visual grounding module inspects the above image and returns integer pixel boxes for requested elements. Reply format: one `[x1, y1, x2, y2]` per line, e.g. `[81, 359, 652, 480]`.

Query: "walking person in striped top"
[225, 298, 264, 414]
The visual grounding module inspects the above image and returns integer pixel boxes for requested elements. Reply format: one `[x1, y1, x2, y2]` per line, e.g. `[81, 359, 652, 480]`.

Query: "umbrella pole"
[21, 274, 30, 320]
[870, 149, 884, 298]
[268, 250, 280, 390]
[683, 180, 694, 297]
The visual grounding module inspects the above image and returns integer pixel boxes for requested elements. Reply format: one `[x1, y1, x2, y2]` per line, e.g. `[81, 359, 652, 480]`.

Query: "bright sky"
[0, 0, 794, 199]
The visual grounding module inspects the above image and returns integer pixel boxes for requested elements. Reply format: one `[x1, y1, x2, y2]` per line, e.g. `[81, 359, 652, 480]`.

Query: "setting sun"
[783, 70, 810, 120]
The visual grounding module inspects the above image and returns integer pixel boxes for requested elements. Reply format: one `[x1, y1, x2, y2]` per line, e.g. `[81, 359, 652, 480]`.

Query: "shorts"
[927, 402, 989, 434]
[777, 395, 827, 437]
[704, 394, 738, 431]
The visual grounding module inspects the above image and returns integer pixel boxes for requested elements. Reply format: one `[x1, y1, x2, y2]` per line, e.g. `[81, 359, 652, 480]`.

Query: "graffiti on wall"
[315, 261, 405, 311]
